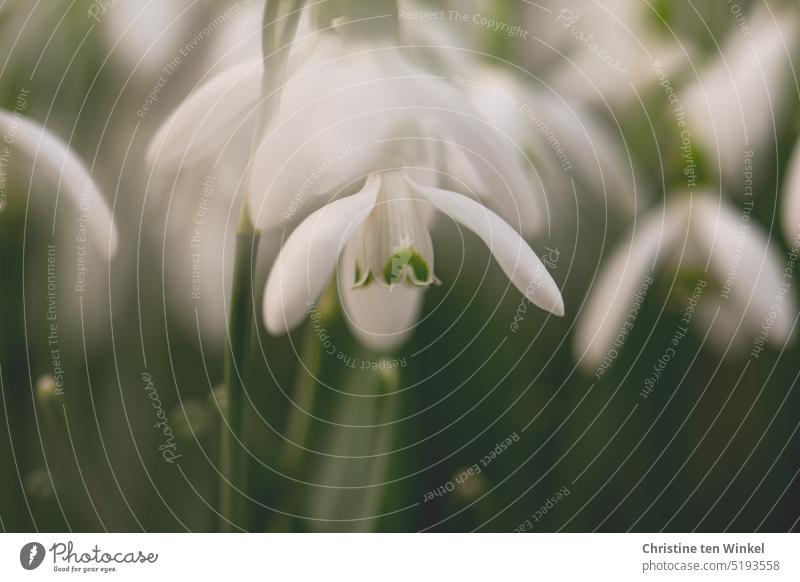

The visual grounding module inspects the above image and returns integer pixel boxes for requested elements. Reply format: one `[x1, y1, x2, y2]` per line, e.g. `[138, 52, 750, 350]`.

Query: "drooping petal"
[263, 175, 381, 334]
[338, 238, 424, 353]
[683, 4, 798, 182]
[437, 116, 541, 237]
[574, 201, 685, 371]
[147, 59, 262, 170]
[693, 195, 795, 345]
[546, 0, 686, 109]
[408, 177, 564, 316]
[0, 109, 118, 257]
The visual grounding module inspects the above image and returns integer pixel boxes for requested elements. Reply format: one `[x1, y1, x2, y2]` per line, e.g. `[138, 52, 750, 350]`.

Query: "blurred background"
[1, 0, 800, 532]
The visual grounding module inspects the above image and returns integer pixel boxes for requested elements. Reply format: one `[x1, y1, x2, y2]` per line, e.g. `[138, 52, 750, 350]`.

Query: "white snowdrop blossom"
[534, 0, 687, 109]
[683, 4, 798, 184]
[0, 108, 117, 257]
[575, 193, 795, 369]
[148, 29, 563, 351]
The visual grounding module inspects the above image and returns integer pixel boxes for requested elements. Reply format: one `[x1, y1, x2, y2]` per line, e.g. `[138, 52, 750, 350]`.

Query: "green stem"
[278, 283, 337, 475]
[267, 285, 338, 532]
[219, 0, 305, 533]
[220, 207, 260, 532]
[277, 327, 322, 475]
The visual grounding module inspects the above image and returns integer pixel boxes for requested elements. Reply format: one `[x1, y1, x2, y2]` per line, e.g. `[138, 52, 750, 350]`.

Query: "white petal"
[546, 0, 685, 108]
[248, 35, 539, 233]
[104, 0, 200, 80]
[533, 92, 638, 217]
[424, 67, 541, 236]
[782, 137, 800, 246]
[684, 4, 797, 181]
[693, 195, 795, 344]
[206, 0, 265, 69]
[263, 175, 381, 334]
[408, 178, 563, 316]
[574, 202, 685, 371]
[0, 109, 117, 257]
[437, 117, 541, 237]
[426, 73, 542, 236]
[248, 37, 435, 229]
[147, 59, 261, 170]
[338, 239, 424, 353]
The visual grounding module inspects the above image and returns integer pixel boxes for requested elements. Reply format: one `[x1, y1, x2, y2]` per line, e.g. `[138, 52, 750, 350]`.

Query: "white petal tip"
[528, 277, 565, 317]
[107, 229, 119, 259]
[263, 306, 291, 337]
[262, 279, 291, 336]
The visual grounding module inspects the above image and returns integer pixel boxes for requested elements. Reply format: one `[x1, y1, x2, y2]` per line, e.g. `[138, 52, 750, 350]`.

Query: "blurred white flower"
[575, 193, 795, 369]
[463, 65, 639, 224]
[141, 1, 274, 342]
[0, 107, 118, 348]
[684, 3, 798, 184]
[0, 108, 117, 256]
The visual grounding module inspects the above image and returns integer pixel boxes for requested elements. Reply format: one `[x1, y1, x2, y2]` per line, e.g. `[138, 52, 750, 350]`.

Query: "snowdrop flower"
[0, 108, 117, 256]
[683, 4, 798, 185]
[575, 192, 795, 369]
[258, 31, 563, 351]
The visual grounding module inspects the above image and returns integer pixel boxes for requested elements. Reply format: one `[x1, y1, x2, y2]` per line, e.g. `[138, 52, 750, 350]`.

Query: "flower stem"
[220, 205, 260, 532]
[277, 327, 322, 475]
[278, 283, 337, 475]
